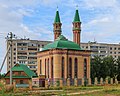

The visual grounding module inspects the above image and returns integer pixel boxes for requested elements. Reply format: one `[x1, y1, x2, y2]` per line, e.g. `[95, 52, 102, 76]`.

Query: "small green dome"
[42, 35, 82, 51]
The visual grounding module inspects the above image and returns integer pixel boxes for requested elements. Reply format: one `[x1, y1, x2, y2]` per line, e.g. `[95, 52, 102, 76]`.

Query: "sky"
[0, 0, 120, 73]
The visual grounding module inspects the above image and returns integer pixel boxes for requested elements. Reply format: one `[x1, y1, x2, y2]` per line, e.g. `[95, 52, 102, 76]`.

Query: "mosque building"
[37, 9, 91, 86]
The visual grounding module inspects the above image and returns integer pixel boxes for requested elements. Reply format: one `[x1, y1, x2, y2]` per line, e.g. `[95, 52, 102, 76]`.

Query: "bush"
[5, 85, 14, 92]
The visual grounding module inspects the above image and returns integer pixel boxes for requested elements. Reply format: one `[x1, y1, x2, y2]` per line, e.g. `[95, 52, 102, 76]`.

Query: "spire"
[73, 9, 80, 22]
[54, 8, 61, 23]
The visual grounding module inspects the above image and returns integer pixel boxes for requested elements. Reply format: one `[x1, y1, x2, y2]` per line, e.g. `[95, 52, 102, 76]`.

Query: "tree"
[91, 56, 102, 80]
[0, 73, 5, 79]
[102, 56, 116, 78]
[91, 56, 116, 80]
[116, 56, 120, 80]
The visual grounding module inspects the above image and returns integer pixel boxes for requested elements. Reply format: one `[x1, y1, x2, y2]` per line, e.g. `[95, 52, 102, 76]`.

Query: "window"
[20, 80, 23, 84]
[42, 45, 44, 48]
[45, 59, 46, 77]
[110, 47, 112, 50]
[114, 47, 117, 50]
[51, 57, 53, 78]
[84, 59, 87, 79]
[74, 58, 78, 78]
[40, 60, 42, 74]
[68, 58, 72, 78]
[29, 52, 37, 55]
[61, 57, 64, 78]
[56, 25, 58, 29]
[18, 72, 21, 76]
[48, 59, 49, 78]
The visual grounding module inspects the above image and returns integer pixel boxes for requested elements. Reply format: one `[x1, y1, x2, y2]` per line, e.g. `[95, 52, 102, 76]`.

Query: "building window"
[74, 58, 78, 78]
[42, 45, 44, 48]
[14, 62, 16, 64]
[45, 59, 46, 77]
[61, 57, 64, 78]
[40, 60, 42, 74]
[18, 72, 21, 76]
[68, 58, 72, 78]
[51, 57, 53, 78]
[20, 80, 23, 84]
[114, 47, 116, 50]
[48, 58, 49, 78]
[84, 58, 87, 79]
[110, 47, 112, 50]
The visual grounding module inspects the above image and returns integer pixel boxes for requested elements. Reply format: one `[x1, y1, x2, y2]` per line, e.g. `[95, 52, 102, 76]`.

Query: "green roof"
[42, 35, 82, 51]
[73, 9, 80, 22]
[5, 64, 36, 78]
[54, 10, 61, 23]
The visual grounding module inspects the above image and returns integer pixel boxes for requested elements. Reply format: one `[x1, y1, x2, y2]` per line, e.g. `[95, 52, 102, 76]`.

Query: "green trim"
[5, 76, 30, 79]
[73, 28, 81, 30]
[73, 9, 80, 22]
[54, 10, 61, 23]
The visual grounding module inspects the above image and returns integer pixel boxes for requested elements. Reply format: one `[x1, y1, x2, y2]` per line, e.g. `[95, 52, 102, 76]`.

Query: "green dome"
[42, 35, 82, 51]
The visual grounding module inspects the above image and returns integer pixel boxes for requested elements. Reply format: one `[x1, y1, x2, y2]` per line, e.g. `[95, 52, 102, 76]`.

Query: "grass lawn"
[1, 85, 120, 96]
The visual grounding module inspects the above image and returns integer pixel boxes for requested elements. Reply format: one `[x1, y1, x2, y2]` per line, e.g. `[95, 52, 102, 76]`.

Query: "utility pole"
[6, 32, 16, 85]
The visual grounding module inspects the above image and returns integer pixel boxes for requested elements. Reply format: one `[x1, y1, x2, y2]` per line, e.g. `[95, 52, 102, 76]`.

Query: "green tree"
[116, 56, 120, 80]
[91, 56, 116, 80]
[91, 56, 102, 80]
[102, 56, 116, 78]
[0, 73, 5, 79]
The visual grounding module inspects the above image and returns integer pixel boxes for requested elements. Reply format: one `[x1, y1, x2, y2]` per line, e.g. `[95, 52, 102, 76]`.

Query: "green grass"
[1, 85, 120, 96]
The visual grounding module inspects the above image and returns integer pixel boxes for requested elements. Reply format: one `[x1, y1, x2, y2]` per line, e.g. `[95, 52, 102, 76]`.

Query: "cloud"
[84, 0, 118, 9]
[0, 0, 59, 73]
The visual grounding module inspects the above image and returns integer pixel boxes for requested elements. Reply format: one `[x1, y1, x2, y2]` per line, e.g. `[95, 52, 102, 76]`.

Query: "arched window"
[61, 57, 64, 78]
[51, 57, 53, 78]
[74, 58, 78, 78]
[68, 58, 72, 78]
[84, 58, 87, 79]
[48, 58, 49, 78]
[40, 60, 42, 74]
[45, 59, 46, 77]
[56, 25, 58, 29]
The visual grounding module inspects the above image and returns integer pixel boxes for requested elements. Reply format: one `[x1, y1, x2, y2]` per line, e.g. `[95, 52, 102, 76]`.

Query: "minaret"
[53, 8, 62, 40]
[72, 8, 81, 45]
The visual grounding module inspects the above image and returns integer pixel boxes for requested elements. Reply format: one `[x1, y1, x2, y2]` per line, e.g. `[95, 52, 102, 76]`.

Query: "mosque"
[37, 9, 91, 86]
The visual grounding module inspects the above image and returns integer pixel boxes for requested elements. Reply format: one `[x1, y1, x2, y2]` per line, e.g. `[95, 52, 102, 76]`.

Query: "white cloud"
[84, 0, 117, 9]
[0, 0, 59, 73]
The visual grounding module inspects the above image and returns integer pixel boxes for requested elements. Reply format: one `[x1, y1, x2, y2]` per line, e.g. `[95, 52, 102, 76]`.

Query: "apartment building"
[7, 39, 120, 73]
[7, 39, 51, 73]
[81, 41, 120, 59]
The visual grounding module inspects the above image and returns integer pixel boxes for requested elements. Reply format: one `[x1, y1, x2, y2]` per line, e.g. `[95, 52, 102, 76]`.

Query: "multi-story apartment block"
[7, 39, 51, 73]
[7, 39, 120, 73]
[81, 41, 120, 59]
